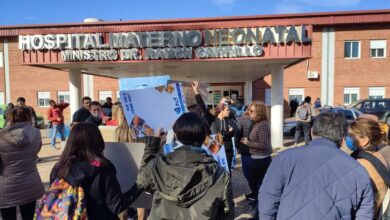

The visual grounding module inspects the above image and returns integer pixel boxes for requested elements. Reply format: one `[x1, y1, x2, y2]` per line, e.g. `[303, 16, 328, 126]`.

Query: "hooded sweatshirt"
[0, 122, 44, 208]
[50, 160, 141, 220]
[137, 137, 234, 220]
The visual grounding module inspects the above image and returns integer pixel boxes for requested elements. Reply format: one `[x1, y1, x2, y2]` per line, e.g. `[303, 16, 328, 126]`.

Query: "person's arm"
[258, 156, 285, 220]
[104, 169, 143, 214]
[246, 122, 270, 151]
[59, 103, 70, 109]
[47, 108, 55, 122]
[31, 107, 38, 126]
[355, 179, 374, 220]
[136, 136, 161, 193]
[210, 121, 219, 135]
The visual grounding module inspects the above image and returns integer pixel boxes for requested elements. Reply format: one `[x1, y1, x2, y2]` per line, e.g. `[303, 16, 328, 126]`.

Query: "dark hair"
[8, 106, 32, 126]
[90, 101, 101, 107]
[56, 123, 107, 179]
[350, 117, 384, 147]
[49, 100, 56, 106]
[106, 97, 112, 101]
[304, 96, 312, 103]
[173, 112, 208, 147]
[17, 97, 26, 102]
[312, 112, 348, 143]
[187, 104, 203, 116]
[82, 96, 92, 102]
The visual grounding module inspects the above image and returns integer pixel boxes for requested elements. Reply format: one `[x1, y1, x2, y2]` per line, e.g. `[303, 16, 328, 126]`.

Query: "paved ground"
[3, 130, 296, 219]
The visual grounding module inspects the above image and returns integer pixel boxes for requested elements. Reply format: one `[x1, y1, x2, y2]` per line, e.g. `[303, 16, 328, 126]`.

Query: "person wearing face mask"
[346, 116, 390, 219]
[85, 101, 110, 126]
[210, 103, 238, 171]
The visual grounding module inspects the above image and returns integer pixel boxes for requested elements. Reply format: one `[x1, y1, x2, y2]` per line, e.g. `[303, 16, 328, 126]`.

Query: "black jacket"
[210, 117, 238, 152]
[50, 161, 141, 220]
[136, 137, 234, 220]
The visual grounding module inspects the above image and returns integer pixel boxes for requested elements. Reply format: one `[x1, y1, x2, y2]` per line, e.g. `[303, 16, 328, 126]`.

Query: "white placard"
[120, 83, 187, 138]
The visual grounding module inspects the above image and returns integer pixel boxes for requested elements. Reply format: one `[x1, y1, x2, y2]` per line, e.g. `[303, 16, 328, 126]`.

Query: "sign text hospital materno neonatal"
[19, 25, 311, 62]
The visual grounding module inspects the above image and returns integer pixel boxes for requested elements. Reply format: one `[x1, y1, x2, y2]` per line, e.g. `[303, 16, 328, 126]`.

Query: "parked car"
[283, 107, 363, 136]
[351, 98, 390, 125]
[0, 104, 5, 128]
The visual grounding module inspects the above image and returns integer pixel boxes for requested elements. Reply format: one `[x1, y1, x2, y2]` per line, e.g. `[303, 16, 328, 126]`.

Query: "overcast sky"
[2, 0, 390, 25]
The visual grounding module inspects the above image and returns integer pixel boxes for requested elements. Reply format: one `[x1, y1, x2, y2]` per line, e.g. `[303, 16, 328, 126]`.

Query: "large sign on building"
[19, 25, 311, 62]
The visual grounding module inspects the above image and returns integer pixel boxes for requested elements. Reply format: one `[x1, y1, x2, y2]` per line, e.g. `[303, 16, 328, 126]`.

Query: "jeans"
[50, 123, 66, 147]
[294, 121, 311, 145]
[241, 155, 251, 188]
[0, 201, 36, 220]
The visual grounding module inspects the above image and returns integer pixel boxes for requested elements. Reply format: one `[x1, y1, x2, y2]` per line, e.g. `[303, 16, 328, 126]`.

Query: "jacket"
[259, 137, 374, 220]
[358, 145, 390, 216]
[50, 160, 141, 220]
[0, 122, 44, 208]
[247, 120, 272, 156]
[136, 137, 234, 220]
[295, 103, 312, 123]
[47, 103, 69, 125]
[236, 114, 253, 156]
[210, 117, 237, 152]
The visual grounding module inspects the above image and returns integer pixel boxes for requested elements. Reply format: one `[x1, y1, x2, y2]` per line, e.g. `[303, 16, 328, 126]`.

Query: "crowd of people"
[0, 84, 389, 220]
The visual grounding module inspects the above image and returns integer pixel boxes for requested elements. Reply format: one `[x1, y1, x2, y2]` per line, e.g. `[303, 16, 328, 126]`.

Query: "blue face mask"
[345, 135, 358, 151]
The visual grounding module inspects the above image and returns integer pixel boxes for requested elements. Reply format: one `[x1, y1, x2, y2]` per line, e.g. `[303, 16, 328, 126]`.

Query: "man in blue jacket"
[258, 112, 374, 220]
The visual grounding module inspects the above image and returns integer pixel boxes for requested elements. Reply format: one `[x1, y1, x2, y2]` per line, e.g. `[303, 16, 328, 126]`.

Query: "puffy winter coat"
[136, 137, 234, 220]
[0, 122, 44, 208]
[259, 137, 374, 220]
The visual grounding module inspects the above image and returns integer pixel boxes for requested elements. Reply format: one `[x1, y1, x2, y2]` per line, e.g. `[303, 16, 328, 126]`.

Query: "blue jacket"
[258, 137, 374, 220]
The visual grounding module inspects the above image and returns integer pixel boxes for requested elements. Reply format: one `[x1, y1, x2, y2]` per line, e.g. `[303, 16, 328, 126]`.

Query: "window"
[289, 88, 304, 104]
[37, 92, 51, 107]
[370, 40, 386, 58]
[369, 87, 385, 100]
[116, 91, 120, 100]
[57, 91, 70, 103]
[0, 92, 4, 105]
[344, 88, 359, 105]
[344, 41, 360, 58]
[99, 91, 112, 104]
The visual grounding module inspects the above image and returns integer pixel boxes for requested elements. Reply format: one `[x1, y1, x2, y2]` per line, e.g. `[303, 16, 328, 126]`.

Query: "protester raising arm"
[136, 129, 162, 193]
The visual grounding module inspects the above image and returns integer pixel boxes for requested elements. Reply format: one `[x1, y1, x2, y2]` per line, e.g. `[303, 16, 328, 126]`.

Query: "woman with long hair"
[240, 101, 272, 206]
[50, 123, 141, 220]
[0, 106, 44, 220]
[210, 102, 238, 171]
[348, 117, 390, 218]
[107, 102, 146, 219]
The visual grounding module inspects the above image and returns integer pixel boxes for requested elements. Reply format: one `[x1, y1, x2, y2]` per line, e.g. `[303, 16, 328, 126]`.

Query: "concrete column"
[69, 69, 82, 120]
[244, 81, 253, 105]
[321, 27, 335, 106]
[83, 74, 94, 100]
[271, 64, 285, 148]
[4, 39, 11, 103]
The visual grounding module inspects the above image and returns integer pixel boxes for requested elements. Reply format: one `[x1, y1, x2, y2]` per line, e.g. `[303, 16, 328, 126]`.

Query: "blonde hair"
[249, 101, 269, 123]
[112, 102, 135, 142]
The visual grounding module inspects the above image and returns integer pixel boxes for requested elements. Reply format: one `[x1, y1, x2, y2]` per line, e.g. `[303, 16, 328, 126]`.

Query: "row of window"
[344, 40, 387, 58]
[36, 91, 120, 107]
[288, 87, 386, 105]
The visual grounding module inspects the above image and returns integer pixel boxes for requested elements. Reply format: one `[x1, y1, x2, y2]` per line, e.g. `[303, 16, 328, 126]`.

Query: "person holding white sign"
[210, 103, 238, 171]
[136, 112, 234, 220]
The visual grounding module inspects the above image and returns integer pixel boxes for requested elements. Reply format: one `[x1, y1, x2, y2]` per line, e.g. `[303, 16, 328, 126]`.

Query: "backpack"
[34, 178, 88, 220]
[357, 151, 390, 220]
[297, 104, 310, 120]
